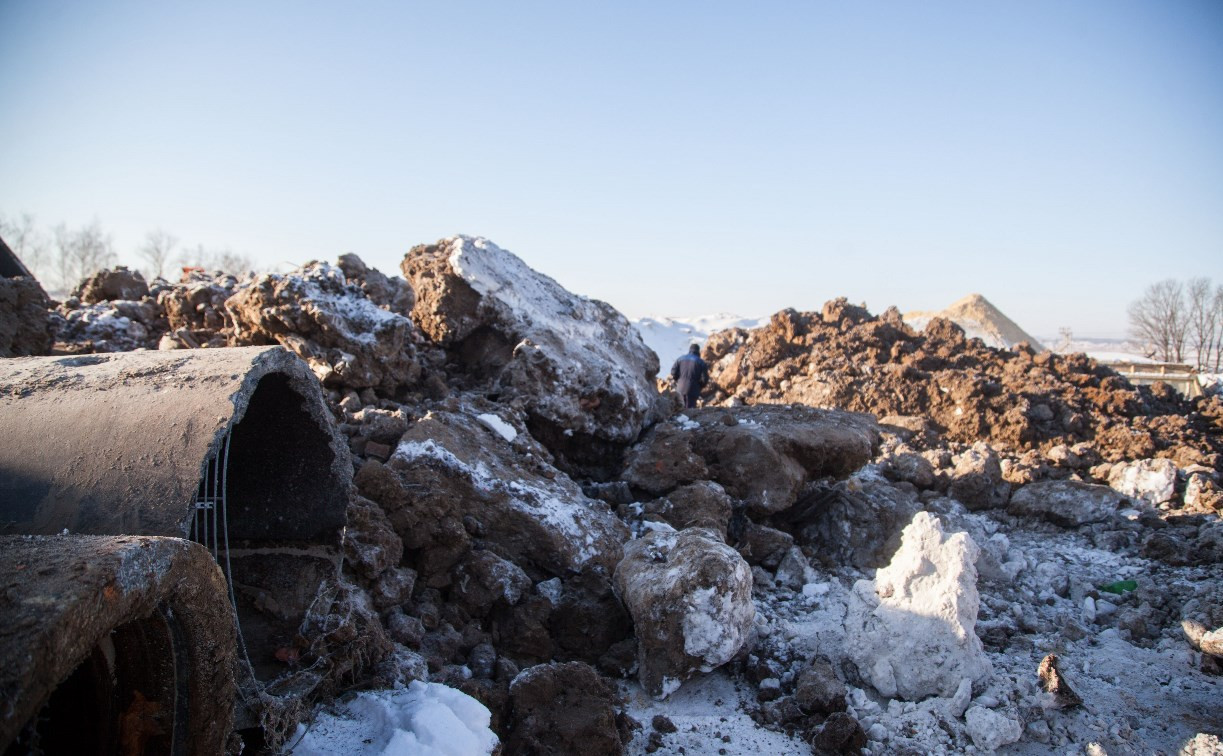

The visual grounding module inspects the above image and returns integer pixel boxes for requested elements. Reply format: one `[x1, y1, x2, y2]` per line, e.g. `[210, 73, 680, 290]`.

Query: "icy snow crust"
[288, 681, 498, 756]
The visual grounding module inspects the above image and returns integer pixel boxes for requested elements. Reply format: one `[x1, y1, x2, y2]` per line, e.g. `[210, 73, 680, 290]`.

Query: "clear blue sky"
[2, 1, 1221, 338]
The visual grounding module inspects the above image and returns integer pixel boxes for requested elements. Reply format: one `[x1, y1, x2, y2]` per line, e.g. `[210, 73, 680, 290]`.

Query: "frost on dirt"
[442, 235, 663, 442]
[393, 428, 611, 568]
[288, 681, 498, 756]
[682, 586, 743, 668]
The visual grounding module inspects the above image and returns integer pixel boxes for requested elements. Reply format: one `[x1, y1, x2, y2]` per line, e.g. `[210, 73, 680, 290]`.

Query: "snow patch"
[476, 413, 517, 442]
[289, 681, 498, 756]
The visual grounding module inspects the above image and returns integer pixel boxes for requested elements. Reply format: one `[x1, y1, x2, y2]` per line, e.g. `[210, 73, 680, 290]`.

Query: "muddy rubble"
[15, 236, 1223, 754]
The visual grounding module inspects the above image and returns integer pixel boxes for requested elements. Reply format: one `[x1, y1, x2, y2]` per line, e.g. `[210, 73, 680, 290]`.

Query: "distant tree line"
[1128, 278, 1223, 372]
[0, 211, 252, 294]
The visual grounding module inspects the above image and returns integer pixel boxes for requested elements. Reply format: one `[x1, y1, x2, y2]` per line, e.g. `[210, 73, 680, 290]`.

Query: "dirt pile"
[0, 276, 55, 357]
[703, 300, 1223, 514]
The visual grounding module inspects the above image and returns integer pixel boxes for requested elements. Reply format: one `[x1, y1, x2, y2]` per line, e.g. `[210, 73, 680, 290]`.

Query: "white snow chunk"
[476, 413, 517, 442]
[289, 681, 498, 756]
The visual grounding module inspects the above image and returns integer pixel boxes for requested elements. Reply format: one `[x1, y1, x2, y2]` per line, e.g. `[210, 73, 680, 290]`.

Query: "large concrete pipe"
[0, 346, 352, 746]
[0, 535, 236, 754]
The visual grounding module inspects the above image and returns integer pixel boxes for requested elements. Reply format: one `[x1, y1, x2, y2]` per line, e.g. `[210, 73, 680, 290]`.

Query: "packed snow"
[287, 681, 498, 756]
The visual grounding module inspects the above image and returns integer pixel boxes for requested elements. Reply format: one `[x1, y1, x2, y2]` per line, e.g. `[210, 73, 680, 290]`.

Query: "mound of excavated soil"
[704, 299, 1221, 470]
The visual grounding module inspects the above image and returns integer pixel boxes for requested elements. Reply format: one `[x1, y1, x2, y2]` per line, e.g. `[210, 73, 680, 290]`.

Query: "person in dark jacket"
[670, 343, 709, 409]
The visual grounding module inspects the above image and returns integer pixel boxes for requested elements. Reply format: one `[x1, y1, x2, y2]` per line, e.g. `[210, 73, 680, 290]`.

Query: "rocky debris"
[31, 244, 1223, 753]
[1037, 653, 1082, 709]
[623, 405, 879, 515]
[810, 711, 868, 754]
[226, 261, 421, 392]
[613, 527, 755, 698]
[402, 236, 665, 474]
[506, 661, 625, 755]
[73, 266, 149, 303]
[702, 302, 1221, 470]
[844, 512, 992, 700]
[157, 270, 244, 348]
[0, 276, 55, 357]
[336, 253, 414, 315]
[55, 294, 167, 352]
[947, 442, 1008, 510]
[1007, 480, 1129, 527]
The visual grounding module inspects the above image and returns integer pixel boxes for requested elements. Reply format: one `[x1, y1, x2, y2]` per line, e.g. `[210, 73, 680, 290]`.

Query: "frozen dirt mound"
[905, 293, 1045, 351]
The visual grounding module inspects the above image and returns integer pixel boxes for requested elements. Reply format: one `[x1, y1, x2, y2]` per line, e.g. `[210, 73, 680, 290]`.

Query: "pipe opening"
[4, 609, 185, 756]
[190, 372, 345, 683]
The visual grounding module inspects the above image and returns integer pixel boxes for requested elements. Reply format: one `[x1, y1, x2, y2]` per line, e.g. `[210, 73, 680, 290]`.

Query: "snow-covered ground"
[633, 314, 767, 375]
[1040, 336, 1155, 364]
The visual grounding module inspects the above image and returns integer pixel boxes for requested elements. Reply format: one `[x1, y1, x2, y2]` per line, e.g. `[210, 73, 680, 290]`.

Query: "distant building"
[1105, 361, 1201, 399]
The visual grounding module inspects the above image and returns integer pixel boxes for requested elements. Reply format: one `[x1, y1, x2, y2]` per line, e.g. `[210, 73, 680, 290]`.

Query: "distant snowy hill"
[905, 293, 1045, 351]
[633, 314, 767, 375]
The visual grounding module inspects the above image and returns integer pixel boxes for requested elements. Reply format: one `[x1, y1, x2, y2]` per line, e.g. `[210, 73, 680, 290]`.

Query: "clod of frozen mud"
[947, 442, 1009, 510]
[1007, 479, 1129, 527]
[506, 661, 625, 755]
[623, 405, 879, 515]
[844, 511, 992, 700]
[794, 658, 848, 714]
[336, 253, 415, 315]
[651, 480, 735, 538]
[0, 276, 55, 357]
[226, 261, 421, 392]
[787, 466, 921, 569]
[613, 526, 755, 698]
[1037, 653, 1082, 709]
[402, 236, 665, 474]
[74, 265, 150, 303]
[365, 406, 628, 581]
[810, 711, 868, 754]
[158, 269, 244, 347]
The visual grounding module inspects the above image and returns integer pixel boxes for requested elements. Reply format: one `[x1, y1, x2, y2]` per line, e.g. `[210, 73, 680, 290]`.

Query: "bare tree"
[139, 228, 178, 281]
[1128, 279, 1188, 363]
[1185, 278, 1221, 372]
[177, 243, 253, 277]
[1212, 286, 1223, 372]
[52, 220, 116, 293]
